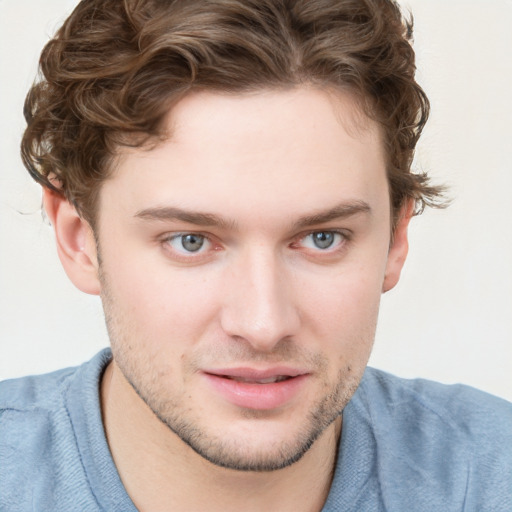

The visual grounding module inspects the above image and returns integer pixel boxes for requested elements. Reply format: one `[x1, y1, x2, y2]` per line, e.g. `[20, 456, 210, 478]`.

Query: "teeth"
[227, 375, 289, 384]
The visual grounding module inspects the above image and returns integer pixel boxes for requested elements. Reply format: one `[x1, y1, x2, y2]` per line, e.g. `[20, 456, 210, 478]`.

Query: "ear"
[382, 200, 414, 293]
[43, 188, 101, 295]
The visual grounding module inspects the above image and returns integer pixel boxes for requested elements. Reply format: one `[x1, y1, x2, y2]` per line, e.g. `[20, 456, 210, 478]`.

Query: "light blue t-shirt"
[1, 349, 511, 511]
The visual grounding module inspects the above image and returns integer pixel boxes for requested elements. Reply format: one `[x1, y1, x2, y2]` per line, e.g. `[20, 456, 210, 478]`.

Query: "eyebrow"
[134, 200, 371, 230]
[291, 200, 371, 230]
[135, 206, 237, 229]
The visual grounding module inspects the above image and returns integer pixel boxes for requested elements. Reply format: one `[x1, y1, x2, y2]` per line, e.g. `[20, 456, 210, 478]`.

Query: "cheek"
[299, 265, 384, 354]
[102, 258, 221, 346]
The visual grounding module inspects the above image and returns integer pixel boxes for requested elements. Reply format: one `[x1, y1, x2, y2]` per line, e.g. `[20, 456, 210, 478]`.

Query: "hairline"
[87, 83, 392, 231]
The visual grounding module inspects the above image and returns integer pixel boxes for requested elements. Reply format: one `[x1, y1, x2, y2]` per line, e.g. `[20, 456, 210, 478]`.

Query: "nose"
[220, 247, 300, 352]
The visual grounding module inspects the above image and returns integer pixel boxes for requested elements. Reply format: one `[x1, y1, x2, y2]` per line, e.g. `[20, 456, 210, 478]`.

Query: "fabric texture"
[1, 349, 511, 511]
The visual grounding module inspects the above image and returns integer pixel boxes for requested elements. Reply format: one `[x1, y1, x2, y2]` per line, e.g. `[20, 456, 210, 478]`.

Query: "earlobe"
[43, 188, 101, 295]
[382, 200, 414, 293]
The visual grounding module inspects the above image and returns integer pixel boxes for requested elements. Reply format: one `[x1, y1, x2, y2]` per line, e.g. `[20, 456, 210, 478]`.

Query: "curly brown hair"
[21, 0, 445, 229]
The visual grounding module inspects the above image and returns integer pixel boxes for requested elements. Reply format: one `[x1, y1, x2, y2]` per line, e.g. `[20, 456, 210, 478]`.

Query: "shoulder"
[349, 368, 512, 511]
[0, 350, 112, 512]
[0, 364, 77, 412]
[0, 364, 80, 456]
[358, 367, 512, 437]
[0, 367, 79, 510]
[0, 349, 111, 414]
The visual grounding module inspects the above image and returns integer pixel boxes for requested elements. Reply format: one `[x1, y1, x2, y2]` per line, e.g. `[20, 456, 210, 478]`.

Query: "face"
[94, 88, 405, 471]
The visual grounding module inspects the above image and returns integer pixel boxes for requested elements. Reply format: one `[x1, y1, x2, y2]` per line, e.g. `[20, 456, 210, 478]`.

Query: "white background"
[1, 0, 511, 401]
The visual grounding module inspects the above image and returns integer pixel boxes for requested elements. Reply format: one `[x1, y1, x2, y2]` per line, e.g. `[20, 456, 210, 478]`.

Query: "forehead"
[103, 87, 389, 225]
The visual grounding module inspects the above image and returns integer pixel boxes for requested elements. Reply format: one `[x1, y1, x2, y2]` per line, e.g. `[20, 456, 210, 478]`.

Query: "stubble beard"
[128, 363, 358, 472]
[100, 270, 368, 473]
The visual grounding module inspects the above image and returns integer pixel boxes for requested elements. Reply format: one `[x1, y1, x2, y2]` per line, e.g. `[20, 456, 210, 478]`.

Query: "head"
[23, 0, 444, 472]
[23, 0, 443, 229]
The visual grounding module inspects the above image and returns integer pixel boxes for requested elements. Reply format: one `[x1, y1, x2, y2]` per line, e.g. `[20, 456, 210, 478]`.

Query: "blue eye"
[166, 233, 209, 253]
[181, 234, 205, 252]
[301, 231, 344, 250]
[312, 232, 335, 249]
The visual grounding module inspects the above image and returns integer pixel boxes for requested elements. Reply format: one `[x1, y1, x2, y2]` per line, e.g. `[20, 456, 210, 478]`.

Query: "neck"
[101, 361, 341, 512]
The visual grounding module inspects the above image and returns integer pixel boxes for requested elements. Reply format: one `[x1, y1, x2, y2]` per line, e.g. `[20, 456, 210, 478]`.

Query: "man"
[0, 0, 510, 510]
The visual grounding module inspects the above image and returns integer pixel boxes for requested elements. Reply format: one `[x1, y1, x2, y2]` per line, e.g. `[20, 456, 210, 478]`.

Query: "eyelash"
[160, 230, 350, 262]
[161, 232, 216, 258]
[294, 230, 349, 252]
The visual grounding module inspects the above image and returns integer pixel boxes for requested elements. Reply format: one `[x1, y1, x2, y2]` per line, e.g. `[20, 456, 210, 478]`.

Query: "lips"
[223, 375, 290, 384]
[202, 367, 308, 410]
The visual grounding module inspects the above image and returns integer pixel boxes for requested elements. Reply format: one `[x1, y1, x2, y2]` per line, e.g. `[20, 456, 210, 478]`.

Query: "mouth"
[220, 375, 292, 384]
[202, 367, 309, 410]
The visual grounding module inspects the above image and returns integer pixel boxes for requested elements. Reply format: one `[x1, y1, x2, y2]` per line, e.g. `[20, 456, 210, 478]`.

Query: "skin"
[44, 87, 411, 511]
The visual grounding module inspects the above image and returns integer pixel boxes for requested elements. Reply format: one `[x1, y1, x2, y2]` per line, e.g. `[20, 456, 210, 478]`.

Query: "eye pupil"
[181, 234, 204, 252]
[313, 232, 334, 249]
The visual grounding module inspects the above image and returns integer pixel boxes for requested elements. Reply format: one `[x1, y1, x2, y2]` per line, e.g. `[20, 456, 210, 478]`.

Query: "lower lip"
[203, 373, 308, 410]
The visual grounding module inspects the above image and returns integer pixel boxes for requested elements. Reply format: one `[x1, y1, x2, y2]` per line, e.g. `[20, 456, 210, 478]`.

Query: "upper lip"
[202, 366, 308, 379]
